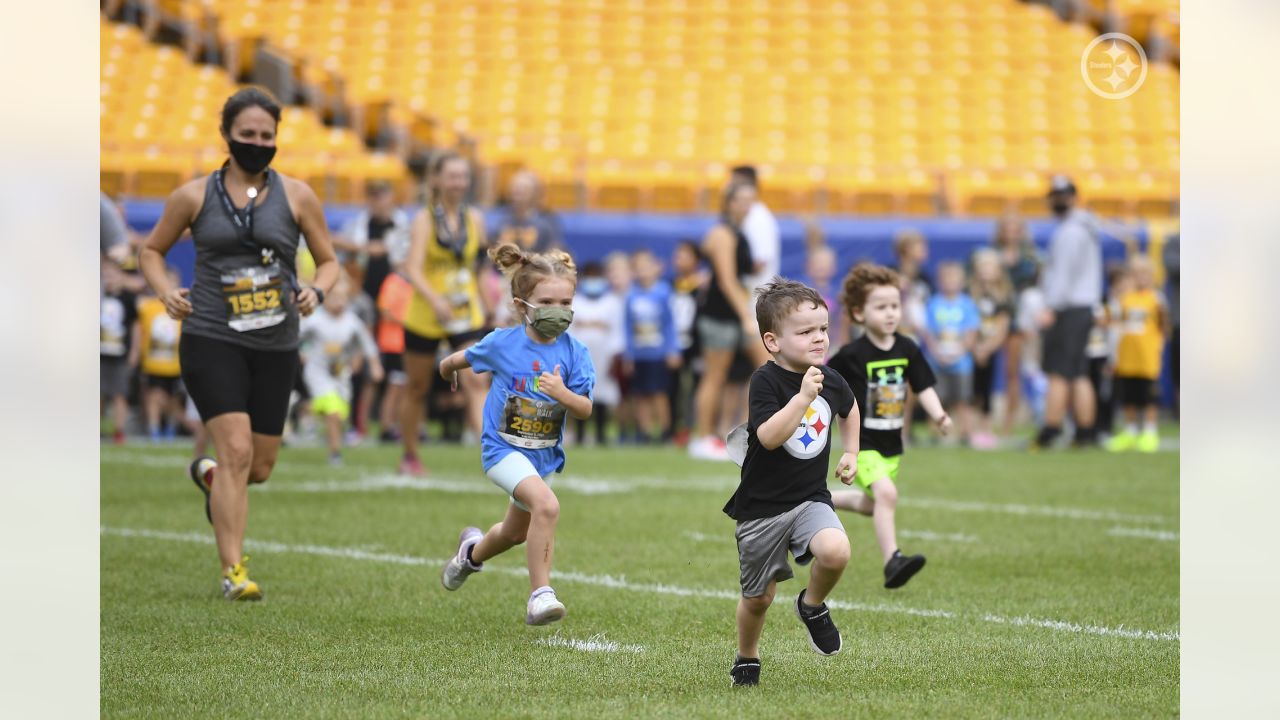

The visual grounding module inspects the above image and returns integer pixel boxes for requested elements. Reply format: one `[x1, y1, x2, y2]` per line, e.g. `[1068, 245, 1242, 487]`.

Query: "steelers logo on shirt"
[784, 395, 833, 460]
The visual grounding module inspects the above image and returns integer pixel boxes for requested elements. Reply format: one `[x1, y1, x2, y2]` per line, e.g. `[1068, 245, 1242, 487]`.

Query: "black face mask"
[228, 139, 277, 174]
[1051, 199, 1071, 217]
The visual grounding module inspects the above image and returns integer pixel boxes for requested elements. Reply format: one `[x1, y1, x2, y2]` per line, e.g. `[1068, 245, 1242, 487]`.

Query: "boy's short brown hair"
[841, 264, 901, 317]
[755, 277, 828, 335]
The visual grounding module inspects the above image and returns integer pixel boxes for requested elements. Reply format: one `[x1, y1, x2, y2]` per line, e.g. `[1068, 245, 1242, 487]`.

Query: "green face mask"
[520, 299, 574, 339]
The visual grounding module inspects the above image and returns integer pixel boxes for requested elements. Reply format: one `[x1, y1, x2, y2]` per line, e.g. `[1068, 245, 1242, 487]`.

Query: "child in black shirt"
[825, 264, 952, 590]
[724, 278, 861, 687]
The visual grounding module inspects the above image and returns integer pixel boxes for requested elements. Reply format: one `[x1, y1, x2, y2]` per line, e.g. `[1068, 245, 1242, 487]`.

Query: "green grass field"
[101, 441, 1178, 719]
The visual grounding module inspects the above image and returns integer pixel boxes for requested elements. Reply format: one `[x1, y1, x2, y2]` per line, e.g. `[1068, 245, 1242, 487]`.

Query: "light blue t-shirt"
[925, 293, 981, 374]
[465, 326, 596, 476]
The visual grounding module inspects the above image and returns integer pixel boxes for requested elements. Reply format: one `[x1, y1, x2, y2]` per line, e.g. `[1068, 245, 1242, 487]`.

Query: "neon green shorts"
[311, 391, 350, 420]
[856, 450, 901, 497]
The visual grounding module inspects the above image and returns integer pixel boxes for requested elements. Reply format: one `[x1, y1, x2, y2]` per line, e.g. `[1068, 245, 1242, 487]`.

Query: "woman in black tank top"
[137, 87, 340, 601]
[689, 181, 771, 459]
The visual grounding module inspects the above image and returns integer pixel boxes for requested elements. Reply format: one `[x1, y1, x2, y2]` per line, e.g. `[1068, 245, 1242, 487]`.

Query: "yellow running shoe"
[1136, 431, 1160, 453]
[1107, 431, 1137, 452]
[222, 555, 263, 601]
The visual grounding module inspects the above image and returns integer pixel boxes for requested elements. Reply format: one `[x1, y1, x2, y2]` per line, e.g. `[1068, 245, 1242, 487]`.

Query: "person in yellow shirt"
[1108, 256, 1169, 453]
[398, 151, 491, 475]
[137, 267, 185, 440]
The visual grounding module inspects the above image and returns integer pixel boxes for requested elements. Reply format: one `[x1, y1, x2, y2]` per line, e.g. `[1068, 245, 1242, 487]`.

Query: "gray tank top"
[183, 169, 302, 350]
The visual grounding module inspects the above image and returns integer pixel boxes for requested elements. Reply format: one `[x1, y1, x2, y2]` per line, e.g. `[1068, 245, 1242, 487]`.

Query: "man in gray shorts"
[1034, 175, 1103, 449]
[723, 279, 862, 687]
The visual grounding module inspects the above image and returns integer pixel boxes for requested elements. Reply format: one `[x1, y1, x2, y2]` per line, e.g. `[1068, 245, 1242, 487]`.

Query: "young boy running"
[725, 278, 861, 687]
[826, 264, 953, 590]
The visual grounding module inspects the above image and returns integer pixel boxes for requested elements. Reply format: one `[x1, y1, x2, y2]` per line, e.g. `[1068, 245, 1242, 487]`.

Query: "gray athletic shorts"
[934, 370, 974, 407]
[101, 356, 130, 397]
[734, 501, 844, 598]
[697, 316, 745, 351]
[1042, 306, 1094, 379]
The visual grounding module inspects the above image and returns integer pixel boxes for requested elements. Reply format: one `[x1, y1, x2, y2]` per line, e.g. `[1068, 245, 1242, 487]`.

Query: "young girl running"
[438, 244, 595, 625]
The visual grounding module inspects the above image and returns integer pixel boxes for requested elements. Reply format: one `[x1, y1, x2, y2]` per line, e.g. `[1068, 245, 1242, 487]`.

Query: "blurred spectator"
[399, 151, 490, 474]
[100, 262, 139, 445]
[891, 228, 932, 340]
[923, 261, 981, 444]
[570, 261, 625, 446]
[1091, 262, 1130, 439]
[730, 165, 780, 296]
[337, 180, 412, 306]
[299, 274, 384, 466]
[623, 249, 681, 443]
[1014, 269, 1050, 426]
[1107, 256, 1169, 453]
[991, 214, 1040, 435]
[968, 249, 1014, 448]
[803, 243, 842, 348]
[1162, 234, 1179, 415]
[137, 266, 185, 441]
[101, 192, 131, 265]
[603, 251, 637, 442]
[1034, 175, 1103, 450]
[689, 181, 768, 461]
[375, 270, 414, 443]
[490, 170, 563, 253]
[668, 240, 705, 446]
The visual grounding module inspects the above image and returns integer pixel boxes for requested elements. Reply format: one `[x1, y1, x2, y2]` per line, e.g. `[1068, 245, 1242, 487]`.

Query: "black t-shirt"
[723, 361, 856, 521]
[362, 216, 396, 302]
[825, 334, 936, 458]
[100, 290, 138, 358]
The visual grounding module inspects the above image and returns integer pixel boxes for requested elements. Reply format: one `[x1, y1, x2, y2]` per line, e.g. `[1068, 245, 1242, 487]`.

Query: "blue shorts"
[631, 359, 672, 394]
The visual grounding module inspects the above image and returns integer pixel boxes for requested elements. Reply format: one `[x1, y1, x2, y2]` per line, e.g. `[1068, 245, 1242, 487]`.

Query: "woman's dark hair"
[720, 180, 753, 224]
[220, 87, 282, 135]
[675, 239, 702, 261]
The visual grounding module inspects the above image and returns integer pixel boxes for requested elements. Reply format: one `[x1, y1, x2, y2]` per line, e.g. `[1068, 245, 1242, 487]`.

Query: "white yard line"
[899, 529, 980, 544]
[102, 526, 1178, 643]
[101, 452, 1174, 526]
[903, 497, 1172, 525]
[1108, 527, 1179, 542]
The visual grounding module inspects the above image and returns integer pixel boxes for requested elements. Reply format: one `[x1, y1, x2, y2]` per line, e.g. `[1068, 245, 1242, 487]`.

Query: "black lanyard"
[213, 165, 300, 293]
[432, 204, 468, 260]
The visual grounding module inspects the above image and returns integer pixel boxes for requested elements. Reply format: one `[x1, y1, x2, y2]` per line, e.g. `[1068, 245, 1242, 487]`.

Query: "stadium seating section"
[101, 0, 1178, 218]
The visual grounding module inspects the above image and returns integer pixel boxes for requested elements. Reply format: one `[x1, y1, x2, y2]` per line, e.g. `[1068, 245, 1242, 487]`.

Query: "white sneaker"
[440, 527, 484, 591]
[688, 436, 730, 461]
[526, 586, 566, 626]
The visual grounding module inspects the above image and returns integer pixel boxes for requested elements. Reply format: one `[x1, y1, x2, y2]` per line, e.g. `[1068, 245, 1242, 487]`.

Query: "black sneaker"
[794, 590, 842, 656]
[188, 456, 216, 524]
[884, 550, 926, 589]
[730, 656, 760, 687]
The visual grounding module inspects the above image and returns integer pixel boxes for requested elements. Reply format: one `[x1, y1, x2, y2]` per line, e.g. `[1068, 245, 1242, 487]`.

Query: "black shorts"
[380, 351, 407, 385]
[631, 359, 672, 394]
[179, 332, 299, 436]
[1115, 377, 1156, 408]
[144, 374, 181, 395]
[1042, 307, 1094, 379]
[403, 328, 490, 356]
[972, 359, 995, 414]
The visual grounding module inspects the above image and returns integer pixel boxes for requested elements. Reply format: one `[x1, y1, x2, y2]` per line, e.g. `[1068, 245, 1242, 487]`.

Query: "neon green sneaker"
[1107, 431, 1137, 452]
[222, 555, 263, 601]
[1136, 431, 1159, 453]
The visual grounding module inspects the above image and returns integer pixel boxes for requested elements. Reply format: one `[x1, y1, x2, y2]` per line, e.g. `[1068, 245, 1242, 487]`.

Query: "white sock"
[1143, 420, 1158, 434]
[1126, 423, 1139, 435]
[531, 585, 553, 599]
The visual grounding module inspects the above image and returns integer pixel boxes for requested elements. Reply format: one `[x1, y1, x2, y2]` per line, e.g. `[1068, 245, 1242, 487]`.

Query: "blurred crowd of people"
[102, 166, 1178, 461]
